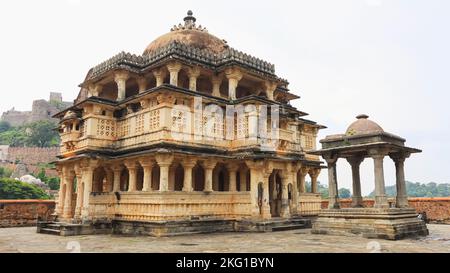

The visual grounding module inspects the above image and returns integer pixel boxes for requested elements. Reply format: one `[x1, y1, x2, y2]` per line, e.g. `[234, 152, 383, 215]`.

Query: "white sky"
[0, 0, 449, 195]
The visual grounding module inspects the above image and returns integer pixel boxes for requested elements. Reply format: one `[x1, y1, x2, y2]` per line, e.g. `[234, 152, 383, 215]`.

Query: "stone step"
[272, 224, 307, 232]
[39, 228, 61, 235]
[47, 224, 62, 229]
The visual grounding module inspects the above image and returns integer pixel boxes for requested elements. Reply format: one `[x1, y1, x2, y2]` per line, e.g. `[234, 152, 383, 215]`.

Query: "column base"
[374, 195, 389, 208]
[352, 196, 364, 208]
[396, 196, 409, 208]
[328, 198, 341, 209]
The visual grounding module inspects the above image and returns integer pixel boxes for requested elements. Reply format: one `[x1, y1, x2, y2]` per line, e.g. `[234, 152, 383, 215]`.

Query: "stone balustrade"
[59, 104, 305, 157]
[88, 192, 252, 222]
[297, 193, 322, 216]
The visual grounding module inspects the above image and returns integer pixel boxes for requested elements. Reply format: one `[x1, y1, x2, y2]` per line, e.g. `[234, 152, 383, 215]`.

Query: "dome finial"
[356, 114, 369, 119]
[184, 10, 196, 28]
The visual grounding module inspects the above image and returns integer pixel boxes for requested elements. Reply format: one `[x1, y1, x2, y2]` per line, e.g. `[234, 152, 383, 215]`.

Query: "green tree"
[0, 121, 11, 133]
[0, 178, 50, 199]
[0, 129, 27, 146]
[0, 167, 12, 178]
[338, 188, 351, 198]
[47, 177, 60, 190]
[25, 120, 59, 147]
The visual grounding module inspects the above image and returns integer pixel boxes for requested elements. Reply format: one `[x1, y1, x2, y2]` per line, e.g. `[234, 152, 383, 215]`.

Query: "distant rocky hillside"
[1, 92, 72, 127]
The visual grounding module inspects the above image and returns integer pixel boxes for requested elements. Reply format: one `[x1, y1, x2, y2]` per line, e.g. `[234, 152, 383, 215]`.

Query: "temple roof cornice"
[82, 41, 288, 87]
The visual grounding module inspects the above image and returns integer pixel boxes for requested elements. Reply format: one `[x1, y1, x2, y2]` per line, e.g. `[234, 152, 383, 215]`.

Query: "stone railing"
[88, 192, 252, 222]
[60, 104, 306, 157]
[297, 193, 322, 216]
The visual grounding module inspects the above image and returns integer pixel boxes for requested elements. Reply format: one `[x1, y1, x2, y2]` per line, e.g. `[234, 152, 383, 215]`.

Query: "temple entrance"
[268, 171, 282, 217]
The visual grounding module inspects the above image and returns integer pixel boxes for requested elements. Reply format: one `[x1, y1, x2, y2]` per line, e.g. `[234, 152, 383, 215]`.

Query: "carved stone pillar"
[280, 170, 291, 218]
[298, 167, 309, 193]
[202, 161, 217, 192]
[225, 68, 243, 100]
[139, 159, 154, 192]
[153, 69, 167, 87]
[112, 165, 123, 192]
[370, 150, 389, 208]
[124, 160, 137, 192]
[264, 81, 277, 101]
[167, 62, 182, 87]
[347, 156, 364, 207]
[137, 77, 147, 93]
[291, 164, 301, 215]
[55, 166, 64, 215]
[246, 160, 264, 218]
[88, 83, 103, 97]
[211, 75, 223, 97]
[62, 168, 75, 219]
[182, 159, 196, 192]
[324, 154, 340, 209]
[309, 168, 320, 194]
[74, 164, 84, 220]
[155, 154, 174, 192]
[114, 71, 129, 101]
[187, 67, 201, 91]
[261, 171, 272, 219]
[390, 153, 409, 208]
[81, 160, 97, 220]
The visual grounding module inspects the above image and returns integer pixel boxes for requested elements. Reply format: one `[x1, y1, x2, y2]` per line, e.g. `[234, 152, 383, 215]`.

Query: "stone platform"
[311, 208, 429, 240]
[37, 217, 311, 237]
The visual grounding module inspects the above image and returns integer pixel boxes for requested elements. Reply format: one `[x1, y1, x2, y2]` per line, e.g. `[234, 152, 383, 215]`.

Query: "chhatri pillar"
[369, 149, 389, 208]
[323, 154, 340, 209]
[390, 153, 410, 208]
[346, 155, 364, 207]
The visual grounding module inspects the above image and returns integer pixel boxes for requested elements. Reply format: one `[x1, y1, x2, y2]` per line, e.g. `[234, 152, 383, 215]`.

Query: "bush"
[0, 178, 50, 199]
[0, 167, 12, 178]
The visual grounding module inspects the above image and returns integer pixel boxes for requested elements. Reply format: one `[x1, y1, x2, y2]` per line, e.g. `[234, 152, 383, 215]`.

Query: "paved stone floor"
[0, 224, 449, 253]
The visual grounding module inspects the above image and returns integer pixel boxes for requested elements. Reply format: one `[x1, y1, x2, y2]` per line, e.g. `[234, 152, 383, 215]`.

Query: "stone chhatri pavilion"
[310, 114, 428, 240]
[38, 11, 326, 236]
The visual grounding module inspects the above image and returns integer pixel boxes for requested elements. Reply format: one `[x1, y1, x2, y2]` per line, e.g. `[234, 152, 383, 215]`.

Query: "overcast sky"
[0, 0, 449, 195]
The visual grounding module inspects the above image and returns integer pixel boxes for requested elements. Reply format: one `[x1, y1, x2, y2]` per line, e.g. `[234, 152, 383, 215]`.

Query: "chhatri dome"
[143, 11, 228, 56]
[345, 114, 384, 136]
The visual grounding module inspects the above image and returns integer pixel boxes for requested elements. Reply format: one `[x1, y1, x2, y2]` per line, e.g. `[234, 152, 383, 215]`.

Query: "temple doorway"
[269, 171, 282, 217]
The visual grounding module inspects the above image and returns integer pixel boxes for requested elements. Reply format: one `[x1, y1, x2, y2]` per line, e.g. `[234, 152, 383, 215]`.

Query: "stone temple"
[37, 11, 427, 239]
[38, 11, 324, 236]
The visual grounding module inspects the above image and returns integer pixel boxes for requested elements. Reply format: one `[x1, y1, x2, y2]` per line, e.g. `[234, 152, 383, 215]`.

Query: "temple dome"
[345, 114, 384, 136]
[143, 11, 228, 56]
